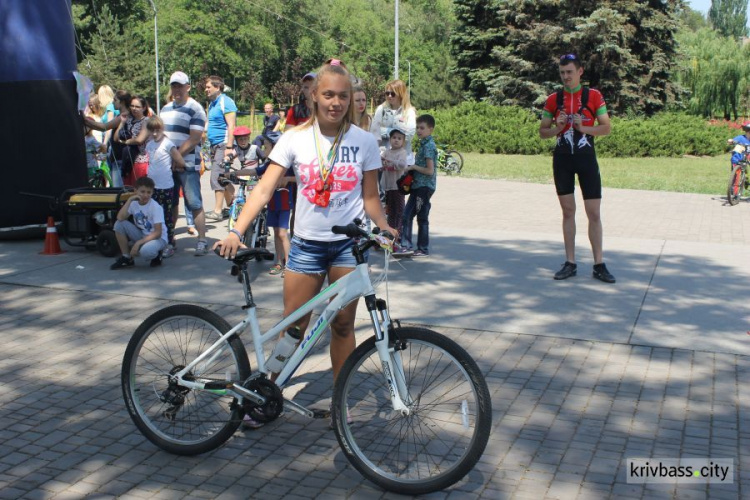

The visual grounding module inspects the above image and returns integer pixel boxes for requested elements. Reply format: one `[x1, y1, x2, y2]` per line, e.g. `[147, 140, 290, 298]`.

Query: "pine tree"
[451, 0, 685, 115]
[709, 0, 749, 39]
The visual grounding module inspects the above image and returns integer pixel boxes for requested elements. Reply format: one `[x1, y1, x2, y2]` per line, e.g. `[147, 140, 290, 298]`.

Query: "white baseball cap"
[169, 71, 190, 85]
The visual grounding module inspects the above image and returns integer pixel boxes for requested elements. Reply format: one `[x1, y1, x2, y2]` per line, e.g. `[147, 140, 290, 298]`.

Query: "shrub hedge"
[427, 101, 736, 157]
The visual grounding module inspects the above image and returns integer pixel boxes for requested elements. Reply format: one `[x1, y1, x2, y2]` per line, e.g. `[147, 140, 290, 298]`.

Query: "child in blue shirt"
[728, 122, 750, 167]
[401, 114, 438, 257]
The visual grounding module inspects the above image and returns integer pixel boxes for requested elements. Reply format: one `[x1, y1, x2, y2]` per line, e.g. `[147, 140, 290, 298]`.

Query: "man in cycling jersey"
[284, 72, 315, 128]
[539, 54, 615, 283]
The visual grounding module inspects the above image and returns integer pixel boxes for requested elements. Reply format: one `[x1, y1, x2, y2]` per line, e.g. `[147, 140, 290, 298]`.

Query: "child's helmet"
[234, 126, 252, 137]
[742, 121, 750, 132]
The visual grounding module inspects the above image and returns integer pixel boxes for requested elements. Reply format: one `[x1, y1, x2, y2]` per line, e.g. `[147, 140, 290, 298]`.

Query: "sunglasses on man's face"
[385, 91, 397, 97]
[559, 54, 579, 63]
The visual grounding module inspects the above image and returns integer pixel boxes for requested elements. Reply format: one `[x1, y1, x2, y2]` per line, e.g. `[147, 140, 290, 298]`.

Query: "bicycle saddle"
[214, 247, 274, 265]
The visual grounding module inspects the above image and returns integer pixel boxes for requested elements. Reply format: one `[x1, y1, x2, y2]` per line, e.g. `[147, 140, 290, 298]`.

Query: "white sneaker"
[195, 240, 208, 256]
[392, 244, 414, 257]
[162, 244, 175, 259]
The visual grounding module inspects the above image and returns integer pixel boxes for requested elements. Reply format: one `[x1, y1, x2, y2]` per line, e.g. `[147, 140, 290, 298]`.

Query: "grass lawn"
[237, 113, 731, 195]
[458, 153, 731, 195]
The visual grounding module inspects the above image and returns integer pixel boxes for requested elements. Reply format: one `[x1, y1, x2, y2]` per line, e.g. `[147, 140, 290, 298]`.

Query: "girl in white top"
[216, 59, 395, 388]
[370, 79, 417, 157]
[145, 116, 185, 190]
[144, 116, 185, 248]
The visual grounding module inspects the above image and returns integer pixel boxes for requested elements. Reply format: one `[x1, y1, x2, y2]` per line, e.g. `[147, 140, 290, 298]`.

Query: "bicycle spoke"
[335, 329, 490, 494]
[123, 307, 249, 453]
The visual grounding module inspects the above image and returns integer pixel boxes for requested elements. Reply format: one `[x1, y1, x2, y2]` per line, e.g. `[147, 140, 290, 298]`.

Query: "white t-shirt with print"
[269, 124, 381, 242]
[145, 137, 177, 190]
[128, 198, 168, 244]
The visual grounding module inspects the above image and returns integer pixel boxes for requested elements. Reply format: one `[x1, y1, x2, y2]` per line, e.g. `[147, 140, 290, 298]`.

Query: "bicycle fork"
[366, 295, 412, 415]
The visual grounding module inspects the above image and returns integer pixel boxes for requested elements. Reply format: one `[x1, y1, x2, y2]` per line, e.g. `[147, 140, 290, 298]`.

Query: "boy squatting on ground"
[110, 177, 169, 269]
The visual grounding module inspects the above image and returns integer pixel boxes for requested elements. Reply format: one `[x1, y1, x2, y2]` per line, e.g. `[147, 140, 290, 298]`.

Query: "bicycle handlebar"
[331, 219, 395, 254]
[331, 222, 370, 238]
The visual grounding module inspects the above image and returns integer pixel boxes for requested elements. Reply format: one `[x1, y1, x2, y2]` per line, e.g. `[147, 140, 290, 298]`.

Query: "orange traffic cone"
[40, 217, 65, 255]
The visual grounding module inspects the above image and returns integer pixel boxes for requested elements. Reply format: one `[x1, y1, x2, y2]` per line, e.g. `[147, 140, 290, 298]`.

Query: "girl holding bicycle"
[215, 59, 396, 385]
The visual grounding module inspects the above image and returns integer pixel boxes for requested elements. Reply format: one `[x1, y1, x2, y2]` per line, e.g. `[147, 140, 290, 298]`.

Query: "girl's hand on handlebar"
[213, 234, 245, 259]
[379, 224, 398, 243]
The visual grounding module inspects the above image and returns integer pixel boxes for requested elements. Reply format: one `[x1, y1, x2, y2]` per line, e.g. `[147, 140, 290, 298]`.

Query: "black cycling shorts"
[552, 153, 602, 200]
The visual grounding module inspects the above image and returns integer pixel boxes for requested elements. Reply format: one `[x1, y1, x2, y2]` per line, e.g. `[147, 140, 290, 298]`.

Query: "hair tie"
[330, 59, 341, 66]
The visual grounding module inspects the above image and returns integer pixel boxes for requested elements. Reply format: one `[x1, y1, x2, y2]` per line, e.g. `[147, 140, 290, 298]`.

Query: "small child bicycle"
[121, 220, 492, 495]
[728, 143, 749, 206]
[436, 142, 464, 175]
[220, 161, 273, 261]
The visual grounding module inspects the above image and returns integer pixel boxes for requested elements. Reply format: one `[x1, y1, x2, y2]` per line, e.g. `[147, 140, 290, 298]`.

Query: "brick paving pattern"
[0, 282, 746, 499]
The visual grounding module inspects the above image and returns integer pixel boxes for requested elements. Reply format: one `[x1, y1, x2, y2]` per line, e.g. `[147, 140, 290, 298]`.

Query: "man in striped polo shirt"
[161, 71, 209, 256]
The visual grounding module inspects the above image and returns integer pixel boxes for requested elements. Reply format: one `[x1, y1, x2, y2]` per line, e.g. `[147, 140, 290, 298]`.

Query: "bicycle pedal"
[312, 409, 331, 419]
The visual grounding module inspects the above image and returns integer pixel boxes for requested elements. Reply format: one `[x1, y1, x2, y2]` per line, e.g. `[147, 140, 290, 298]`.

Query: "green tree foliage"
[451, 0, 685, 116]
[679, 4, 711, 31]
[427, 101, 735, 156]
[676, 27, 750, 119]
[72, 0, 460, 111]
[708, 0, 749, 39]
[78, 4, 156, 106]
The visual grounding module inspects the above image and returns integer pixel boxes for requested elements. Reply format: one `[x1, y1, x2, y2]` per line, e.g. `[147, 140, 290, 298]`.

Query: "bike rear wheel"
[445, 150, 464, 174]
[332, 327, 492, 495]
[121, 304, 250, 455]
[88, 170, 107, 188]
[254, 210, 270, 260]
[727, 164, 746, 206]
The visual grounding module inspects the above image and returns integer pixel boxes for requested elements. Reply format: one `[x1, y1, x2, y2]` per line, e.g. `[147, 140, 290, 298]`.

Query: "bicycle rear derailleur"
[241, 376, 283, 423]
[161, 366, 191, 421]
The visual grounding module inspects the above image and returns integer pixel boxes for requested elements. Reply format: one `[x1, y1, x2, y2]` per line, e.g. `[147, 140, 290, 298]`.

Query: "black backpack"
[555, 86, 595, 117]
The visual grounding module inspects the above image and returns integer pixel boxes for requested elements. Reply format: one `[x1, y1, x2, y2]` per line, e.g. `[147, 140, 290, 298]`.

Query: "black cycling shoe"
[593, 263, 616, 283]
[150, 251, 163, 268]
[110, 256, 134, 270]
[554, 261, 577, 280]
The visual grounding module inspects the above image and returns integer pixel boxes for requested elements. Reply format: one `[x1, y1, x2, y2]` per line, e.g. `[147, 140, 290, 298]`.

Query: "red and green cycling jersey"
[543, 85, 608, 155]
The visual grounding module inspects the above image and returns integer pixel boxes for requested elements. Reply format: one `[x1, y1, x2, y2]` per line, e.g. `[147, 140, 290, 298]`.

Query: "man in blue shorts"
[539, 54, 615, 283]
[161, 71, 209, 256]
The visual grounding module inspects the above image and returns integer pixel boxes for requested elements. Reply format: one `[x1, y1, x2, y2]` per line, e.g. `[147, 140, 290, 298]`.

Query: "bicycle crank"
[241, 377, 283, 423]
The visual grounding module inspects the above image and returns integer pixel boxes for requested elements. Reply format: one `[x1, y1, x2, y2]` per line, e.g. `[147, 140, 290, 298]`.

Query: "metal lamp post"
[147, 0, 160, 113]
[394, 0, 399, 80]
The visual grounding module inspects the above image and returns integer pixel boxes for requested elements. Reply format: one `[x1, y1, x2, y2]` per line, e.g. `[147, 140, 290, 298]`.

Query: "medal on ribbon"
[312, 122, 345, 207]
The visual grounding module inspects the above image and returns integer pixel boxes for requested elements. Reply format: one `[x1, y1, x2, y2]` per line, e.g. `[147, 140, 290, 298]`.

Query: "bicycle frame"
[172, 253, 412, 416]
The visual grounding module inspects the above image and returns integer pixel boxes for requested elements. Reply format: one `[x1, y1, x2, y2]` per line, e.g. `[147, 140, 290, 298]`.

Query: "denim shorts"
[286, 235, 364, 274]
[172, 170, 203, 211]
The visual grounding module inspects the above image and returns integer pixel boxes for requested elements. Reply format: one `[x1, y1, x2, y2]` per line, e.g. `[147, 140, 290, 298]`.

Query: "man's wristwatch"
[229, 228, 244, 243]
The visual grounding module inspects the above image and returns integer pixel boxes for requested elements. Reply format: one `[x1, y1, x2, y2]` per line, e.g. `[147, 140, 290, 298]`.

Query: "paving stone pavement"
[1, 176, 749, 499]
[1, 287, 747, 499]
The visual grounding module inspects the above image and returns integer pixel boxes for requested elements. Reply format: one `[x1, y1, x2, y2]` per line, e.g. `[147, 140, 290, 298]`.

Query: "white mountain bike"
[121, 220, 492, 495]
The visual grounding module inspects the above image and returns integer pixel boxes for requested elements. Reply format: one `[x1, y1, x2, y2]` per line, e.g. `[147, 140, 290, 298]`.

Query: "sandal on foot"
[268, 264, 284, 275]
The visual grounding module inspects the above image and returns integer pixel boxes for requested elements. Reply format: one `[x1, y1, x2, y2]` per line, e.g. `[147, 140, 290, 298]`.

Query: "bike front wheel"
[121, 305, 251, 455]
[332, 327, 492, 495]
[727, 164, 746, 206]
